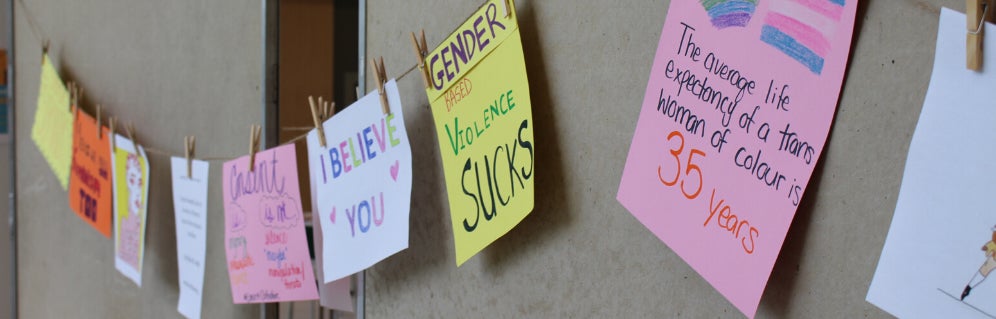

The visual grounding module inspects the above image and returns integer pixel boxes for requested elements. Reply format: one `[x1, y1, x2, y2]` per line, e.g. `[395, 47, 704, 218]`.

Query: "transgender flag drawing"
[761, 0, 845, 75]
[700, 0, 759, 29]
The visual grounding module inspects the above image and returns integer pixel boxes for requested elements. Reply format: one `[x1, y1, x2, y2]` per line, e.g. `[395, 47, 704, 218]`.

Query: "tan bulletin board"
[10, 0, 964, 318]
[362, 0, 948, 317]
[13, 0, 263, 317]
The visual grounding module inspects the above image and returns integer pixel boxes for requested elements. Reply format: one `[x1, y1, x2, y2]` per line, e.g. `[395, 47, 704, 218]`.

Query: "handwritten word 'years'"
[460, 119, 534, 232]
[706, 189, 760, 254]
[322, 114, 402, 182]
[656, 130, 760, 254]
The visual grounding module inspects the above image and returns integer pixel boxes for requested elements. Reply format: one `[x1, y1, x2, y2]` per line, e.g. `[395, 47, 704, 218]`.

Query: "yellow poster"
[31, 53, 73, 189]
[424, 0, 535, 266]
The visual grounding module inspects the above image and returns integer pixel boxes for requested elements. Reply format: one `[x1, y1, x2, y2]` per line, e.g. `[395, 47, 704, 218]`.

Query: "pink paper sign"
[222, 144, 318, 303]
[617, 1, 857, 317]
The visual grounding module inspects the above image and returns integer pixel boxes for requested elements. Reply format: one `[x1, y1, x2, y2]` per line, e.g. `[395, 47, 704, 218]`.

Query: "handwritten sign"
[222, 144, 318, 303]
[868, 9, 996, 318]
[307, 79, 412, 282]
[111, 134, 149, 286]
[309, 174, 353, 312]
[31, 53, 73, 189]
[617, 1, 856, 317]
[171, 157, 209, 319]
[68, 111, 112, 237]
[423, 0, 535, 266]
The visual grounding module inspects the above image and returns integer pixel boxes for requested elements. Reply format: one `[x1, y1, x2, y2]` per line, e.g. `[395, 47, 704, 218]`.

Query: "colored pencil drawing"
[700, 0, 759, 28]
[760, 0, 845, 74]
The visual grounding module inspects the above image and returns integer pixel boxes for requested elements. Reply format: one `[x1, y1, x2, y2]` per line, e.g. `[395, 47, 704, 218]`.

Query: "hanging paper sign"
[423, 0, 535, 266]
[868, 9, 996, 318]
[68, 111, 113, 237]
[32, 54, 73, 189]
[222, 144, 318, 303]
[110, 134, 149, 286]
[171, 157, 210, 319]
[309, 171, 354, 312]
[617, 1, 857, 317]
[307, 79, 412, 283]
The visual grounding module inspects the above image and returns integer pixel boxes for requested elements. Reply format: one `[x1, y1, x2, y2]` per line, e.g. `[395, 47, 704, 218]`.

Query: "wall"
[363, 0, 946, 317]
[14, 0, 262, 317]
[6, 0, 963, 318]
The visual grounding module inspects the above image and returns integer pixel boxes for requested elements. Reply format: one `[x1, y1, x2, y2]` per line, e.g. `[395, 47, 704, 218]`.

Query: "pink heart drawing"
[390, 160, 400, 181]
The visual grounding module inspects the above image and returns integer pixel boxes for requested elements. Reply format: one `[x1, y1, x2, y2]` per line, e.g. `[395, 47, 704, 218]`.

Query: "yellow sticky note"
[424, 0, 535, 266]
[31, 54, 73, 189]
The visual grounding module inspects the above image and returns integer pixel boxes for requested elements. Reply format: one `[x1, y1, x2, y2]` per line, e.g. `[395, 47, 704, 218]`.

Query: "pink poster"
[617, 1, 857, 317]
[222, 144, 318, 303]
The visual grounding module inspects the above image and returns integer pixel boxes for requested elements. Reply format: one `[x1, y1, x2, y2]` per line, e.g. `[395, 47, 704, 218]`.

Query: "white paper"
[111, 134, 149, 286]
[171, 157, 210, 319]
[307, 79, 413, 282]
[310, 169, 354, 311]
[867, 8, 996, 319]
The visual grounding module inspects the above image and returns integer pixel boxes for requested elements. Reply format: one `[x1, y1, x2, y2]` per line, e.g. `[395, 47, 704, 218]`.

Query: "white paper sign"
[308, 151, 354, 312]
[307, 79, 413, 282]
[171, 157, 210, 319]
[867, 8, 996, 319]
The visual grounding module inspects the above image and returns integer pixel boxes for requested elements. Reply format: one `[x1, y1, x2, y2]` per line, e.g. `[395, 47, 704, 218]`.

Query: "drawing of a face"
[126, 154, 143, 216]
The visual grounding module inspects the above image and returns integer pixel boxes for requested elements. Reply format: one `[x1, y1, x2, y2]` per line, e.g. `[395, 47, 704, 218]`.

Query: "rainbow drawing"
[701, 0, 759, 29]
[761, 0, 845, 75]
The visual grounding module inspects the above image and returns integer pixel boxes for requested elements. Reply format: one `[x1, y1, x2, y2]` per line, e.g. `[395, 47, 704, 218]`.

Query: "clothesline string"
[14, 0, 489, 161]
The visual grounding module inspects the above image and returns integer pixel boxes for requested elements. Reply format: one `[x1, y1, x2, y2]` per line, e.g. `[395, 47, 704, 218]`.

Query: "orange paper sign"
[68, 110, 112, 237]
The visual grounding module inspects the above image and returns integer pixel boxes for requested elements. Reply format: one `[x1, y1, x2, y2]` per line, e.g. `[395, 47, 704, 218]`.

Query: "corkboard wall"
[14, 0, 262, 317]
[362, 0, 950, 317]
[9, 0, 961, 318]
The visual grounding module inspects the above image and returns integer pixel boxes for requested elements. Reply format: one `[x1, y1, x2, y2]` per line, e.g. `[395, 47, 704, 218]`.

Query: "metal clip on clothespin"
[309, 96, 328, 148]
[370, 57, 391, 115]
[410, 30, 431, 89]
[68, 82, 75, 113]
[969, 0, 991, 71]
[109, 117, 117, 151]
[248, 124, 262, 172]
[185, 136, 195, 179]
[325, 100, 335, 121]
[96, 105, 103, 139]
[125, 123, 140, 159]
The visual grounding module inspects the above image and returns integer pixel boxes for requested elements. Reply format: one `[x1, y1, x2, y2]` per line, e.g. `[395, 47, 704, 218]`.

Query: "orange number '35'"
[657, 131, 706, 199]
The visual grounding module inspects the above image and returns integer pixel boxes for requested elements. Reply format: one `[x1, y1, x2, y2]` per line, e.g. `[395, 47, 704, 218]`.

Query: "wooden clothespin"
[96, 104, 102, 139]
[68, 82, 77, 113]
[324, 101, 334, 121]
[308, 96, 328, 148]
[125, 123, 140, 159]
[410, 30, 431, 88]
[503, 0, 512, 17]
[248, 124, 262, 172]
[185, 136, 195, 178]
[969, 0, 991, 71]
[370, 57, 390, 115]
[109, 117, 117, 151]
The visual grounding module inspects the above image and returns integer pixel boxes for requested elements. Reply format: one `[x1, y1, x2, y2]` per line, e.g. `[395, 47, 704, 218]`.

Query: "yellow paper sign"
[424, 0, 535, 266]
[31, 54, 73, 189]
